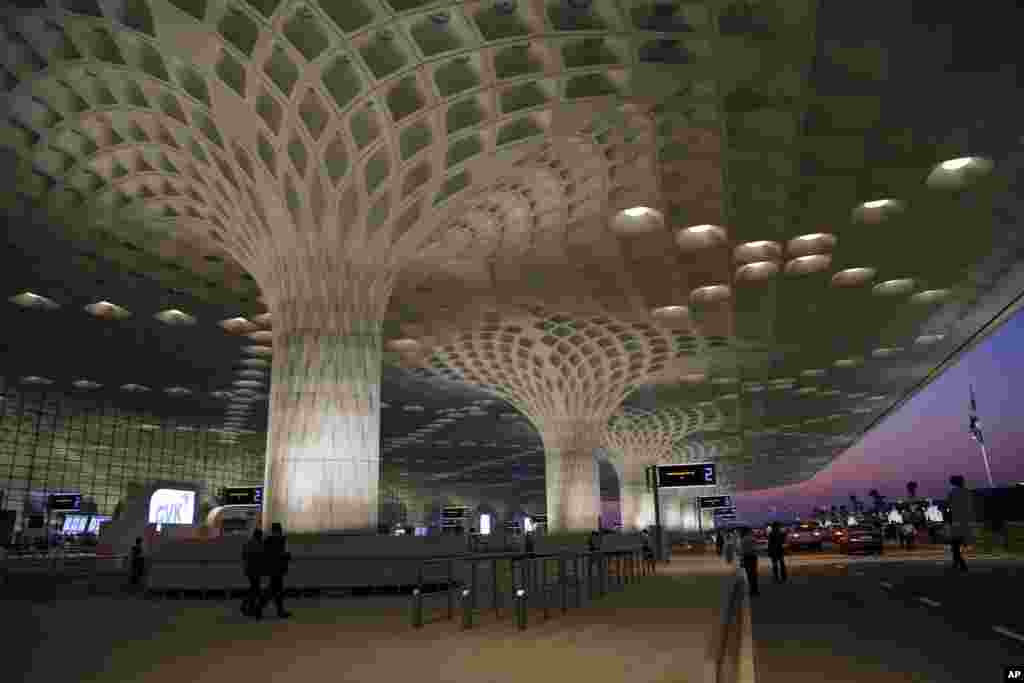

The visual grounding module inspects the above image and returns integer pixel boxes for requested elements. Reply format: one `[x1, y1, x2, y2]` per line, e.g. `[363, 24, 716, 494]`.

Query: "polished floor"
[11, 554, 731, 683]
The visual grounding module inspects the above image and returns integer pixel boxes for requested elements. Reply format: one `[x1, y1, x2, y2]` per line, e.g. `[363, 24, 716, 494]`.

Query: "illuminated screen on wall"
[148, 489, 196, 525]
[62, 514, 90, 534]
[223, 486, 262, 506]
[480, 514, 491, 535]
[656, 463, 717, 488]
[87, 516, 110, 534]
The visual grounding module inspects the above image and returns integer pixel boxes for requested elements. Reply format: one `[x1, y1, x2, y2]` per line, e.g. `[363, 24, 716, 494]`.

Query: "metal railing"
[410, 547, 648, 630]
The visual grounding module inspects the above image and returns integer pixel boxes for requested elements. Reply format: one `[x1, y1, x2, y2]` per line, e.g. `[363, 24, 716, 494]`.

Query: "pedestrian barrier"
[411, 547, 647, 630]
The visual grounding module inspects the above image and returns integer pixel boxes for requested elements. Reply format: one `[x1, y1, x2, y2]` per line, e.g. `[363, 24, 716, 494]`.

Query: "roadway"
[748, 547, 1024, 683]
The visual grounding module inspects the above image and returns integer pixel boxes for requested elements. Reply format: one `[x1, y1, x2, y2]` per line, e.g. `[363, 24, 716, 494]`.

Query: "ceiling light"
[155, 309, 196, 326]
[861, 199, 894, 209]
[872, 279, 916, 297]
[20, 375, 54, 385]
[84, 301, 131, 319]
[785, 254, 831, 275]
[940, 157, 973, 171]
[164, 386, 192, 396]
[737, 261, 779, 281]
[387, 338, 421, 352]
[650, 305, 689, 319]
[690, 284, 731, 306]
[623, 206, 653, 217]
[787, 233, 836, 257]
[9, 291, 59, 310]
[237, 358, 271, 368]
[220, 317, 256, 334]
[871, 347, 903, 358]
[676, 224, 727, 250]
[121, 384, 151, 392]
[236, 369, 267, 379]
[734, 240, 782, 264]
[610, 206, 665, 234]
[915, 333, 945, 345]
[72, 379, 102, 389]
[834, 358, 862, 368]
[233, 380, 265, 389]
[242, 346, 273, 357]
[831, 267, 876, 288]
[800, 369, 826, 378]
[909, 289, 951, 305]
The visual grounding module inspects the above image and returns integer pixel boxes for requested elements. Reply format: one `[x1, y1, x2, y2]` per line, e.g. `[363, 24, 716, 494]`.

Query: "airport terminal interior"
[2, 1, 1023, 681]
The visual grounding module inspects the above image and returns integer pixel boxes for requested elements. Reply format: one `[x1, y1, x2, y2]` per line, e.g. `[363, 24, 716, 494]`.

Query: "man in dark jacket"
[241, 529, 264, 618]
[259, 523, 292, 618]
[767, 522, 787, 583]
[130, 537, 145, 586]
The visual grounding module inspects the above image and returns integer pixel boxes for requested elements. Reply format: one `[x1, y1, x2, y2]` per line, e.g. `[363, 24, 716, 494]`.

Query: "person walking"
[259, 523, 293, 618]
[739, 528, 759, 597]
[767, 522, 787, 583]
[902, 520, 915, 551]
[130, 537, 145, 587]
[724, 529, 736, 564]
[946, 475, 973, 572]
[715, 530, 725, 557]
[240, 529, 264, 618]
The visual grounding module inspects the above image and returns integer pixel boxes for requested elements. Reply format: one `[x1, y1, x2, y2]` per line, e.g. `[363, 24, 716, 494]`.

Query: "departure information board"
[48, 493, 82, 510]
[699, 495, 733, 509]
[655, 463, 717, 488]
[223, 486, 263, 506]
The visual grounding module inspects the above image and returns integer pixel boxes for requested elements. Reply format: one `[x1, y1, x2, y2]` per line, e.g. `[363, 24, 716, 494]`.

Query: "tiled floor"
[12, 556, 732, 683]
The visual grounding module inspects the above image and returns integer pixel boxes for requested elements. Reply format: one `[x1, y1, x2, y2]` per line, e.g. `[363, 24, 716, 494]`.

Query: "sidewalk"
[14, 555, 734, 683]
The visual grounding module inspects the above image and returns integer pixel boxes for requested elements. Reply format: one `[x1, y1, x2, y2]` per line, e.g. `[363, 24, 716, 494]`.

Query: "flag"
[969, 385, 985, 445]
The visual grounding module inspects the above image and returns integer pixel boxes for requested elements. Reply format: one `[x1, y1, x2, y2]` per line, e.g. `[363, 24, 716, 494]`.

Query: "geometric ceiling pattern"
[1, 1, 1023, 531]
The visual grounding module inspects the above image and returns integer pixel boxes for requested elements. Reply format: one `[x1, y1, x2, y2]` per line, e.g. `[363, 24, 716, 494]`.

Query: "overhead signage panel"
[699, 495, 733, 509]
[656, 463, 717, 488]
[223, 486, 263, 506]
[712, 506, 737, 516]
[48, 493, 81, 511]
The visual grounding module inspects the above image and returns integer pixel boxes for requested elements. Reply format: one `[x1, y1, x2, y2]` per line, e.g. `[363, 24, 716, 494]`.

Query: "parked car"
[839, 524, 884, 555]
[831, 527, 848, 546]
[787, 522, 825, 551]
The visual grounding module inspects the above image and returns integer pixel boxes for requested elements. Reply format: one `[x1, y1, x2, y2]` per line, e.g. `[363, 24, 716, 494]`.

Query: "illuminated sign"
[48, 493, 81, 511]
[62, 514, 90, 534]
[441, 506, 469, 520]
[700, 495, 733, 509]
[223, 486, 263, 506]
[712, 506, 737, 517]
[480, 514, 492, 536]
[656, 463, 717, 488]
[148, 489, 196, 525]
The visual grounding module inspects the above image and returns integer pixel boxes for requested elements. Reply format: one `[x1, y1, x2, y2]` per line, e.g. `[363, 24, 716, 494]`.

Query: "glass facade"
[0, 376, 264, 531]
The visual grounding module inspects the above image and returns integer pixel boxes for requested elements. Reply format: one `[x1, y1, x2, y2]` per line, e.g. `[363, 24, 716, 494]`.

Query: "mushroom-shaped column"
[409, 310, 691, 532]
[605, 402, 727, 531]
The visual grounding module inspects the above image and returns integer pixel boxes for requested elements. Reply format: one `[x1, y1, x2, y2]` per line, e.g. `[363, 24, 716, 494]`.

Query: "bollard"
[411, 588, 423, 629]
[515, 588, 527, 630]
[559, 556, 568, 614]
[461, 588, 473, 630]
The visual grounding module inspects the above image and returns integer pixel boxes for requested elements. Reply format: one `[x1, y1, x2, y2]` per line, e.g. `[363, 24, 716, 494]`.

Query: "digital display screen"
[700, 495, 733, 509]
[48, 493, 81, 511]
[656, 463, 717, 488]
[62, 514, 90, 534]
[441, 506, 469, 520]
[148, 489, 196, 525]
[712, 506, 737, 517]
[87, 516, 110, 534]
[480, 514, 491, 536]
[223, 486, 263, 506]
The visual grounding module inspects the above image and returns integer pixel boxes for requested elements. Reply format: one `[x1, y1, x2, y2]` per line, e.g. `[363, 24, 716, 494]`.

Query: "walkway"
[11, 555, 733, 683]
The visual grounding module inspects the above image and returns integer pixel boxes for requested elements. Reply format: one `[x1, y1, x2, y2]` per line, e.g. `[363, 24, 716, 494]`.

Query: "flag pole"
[979, 442, 995, 488]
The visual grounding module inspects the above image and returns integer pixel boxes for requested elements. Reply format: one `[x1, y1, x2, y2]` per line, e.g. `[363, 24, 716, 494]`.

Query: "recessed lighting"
[831, 267, 876, 288]
[909, 289, 951, 305]
[242, 346, 273, 357]
[872, 279, 916, 297]
[734, 240, 782, 264]
[9, 292, 59, 310]
[787, 233, 836, 257]
[20, 375, 54, 385]
[155, 309, 197, 326]
[927, 157, 993, 188]
[121, 383, 151, 392]
[800, 369, 826, 378]
[610, 206, 664, 234]
[834, 358, 862, 368]
[940, 157, 974, 171]
[236, 369, 267, 379]
[84, 301, 131, 319]
[871, 347, 903, 358]
[237, 358, 271, 368]
[72, 379, 102, 389]
[164, 386, 192, 396]
[623, 206, 653, 217]
[233, 380, 265, 389]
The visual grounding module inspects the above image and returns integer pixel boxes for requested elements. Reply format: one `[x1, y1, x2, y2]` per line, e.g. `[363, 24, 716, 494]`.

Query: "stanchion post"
[515, 588, 527, 630]
[461, 587, 473, 630]
[411, 588, 423, 629]
[559, 555, 568, 613]
[448, 559, 455, 621]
